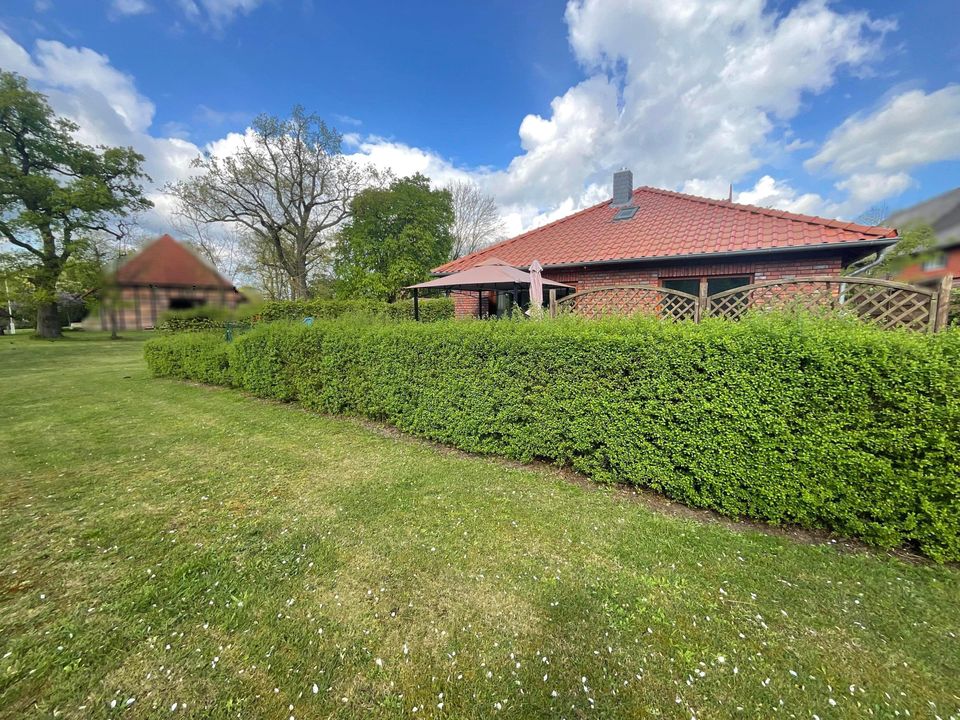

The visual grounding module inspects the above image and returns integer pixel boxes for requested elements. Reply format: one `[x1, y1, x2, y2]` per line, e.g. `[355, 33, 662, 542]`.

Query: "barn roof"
[115, 234, 235, 289]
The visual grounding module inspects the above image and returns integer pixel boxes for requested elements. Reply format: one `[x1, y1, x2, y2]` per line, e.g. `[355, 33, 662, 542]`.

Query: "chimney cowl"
[611, 169, 633, 207]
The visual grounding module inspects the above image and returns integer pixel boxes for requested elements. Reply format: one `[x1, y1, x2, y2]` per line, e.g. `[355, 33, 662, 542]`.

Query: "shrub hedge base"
[144, 316, 960, 561]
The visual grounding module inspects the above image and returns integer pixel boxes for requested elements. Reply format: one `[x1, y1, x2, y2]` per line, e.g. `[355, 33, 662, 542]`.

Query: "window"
[706, 276, 751, 294]
[661, 278, 699, 296]
[921, 253, 947, 272]
[168, 297, 206, 310]
[661, 276, 751, 297]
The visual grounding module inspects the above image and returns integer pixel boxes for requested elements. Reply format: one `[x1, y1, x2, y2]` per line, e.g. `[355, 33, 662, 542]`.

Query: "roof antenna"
[728, 183, 733, 202]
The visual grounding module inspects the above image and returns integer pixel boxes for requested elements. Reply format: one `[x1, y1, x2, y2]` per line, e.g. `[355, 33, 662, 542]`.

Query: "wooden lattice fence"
[552, 275, 953, 332]
[554, 285, 698, 321]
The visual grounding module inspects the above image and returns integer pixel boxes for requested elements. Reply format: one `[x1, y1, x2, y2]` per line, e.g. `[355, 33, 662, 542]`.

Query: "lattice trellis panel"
[557, 285, 697, 321]
[705, 277, 937, 331]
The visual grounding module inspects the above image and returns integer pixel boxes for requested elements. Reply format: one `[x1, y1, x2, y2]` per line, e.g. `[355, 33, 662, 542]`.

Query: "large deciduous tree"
[0, 71, 151, 337]
[333, 174, 454, 301]
[447, 180, 504, 259]
[168, 106, 378, 299]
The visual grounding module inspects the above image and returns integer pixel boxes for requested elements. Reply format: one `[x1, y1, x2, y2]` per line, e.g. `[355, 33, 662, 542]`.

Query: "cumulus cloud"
[489, 0, 889, 207]
[0, 30, 203, 234]
[805, 86, 960, 210]
[346, 0, 894, 227]
[3, 0, 956, 252]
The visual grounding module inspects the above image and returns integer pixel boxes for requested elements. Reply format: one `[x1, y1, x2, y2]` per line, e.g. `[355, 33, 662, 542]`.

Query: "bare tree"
[447, 180, 505, 259]
[237, 231, 296, 300]
[173, 206, 243, 283]
[855, 203, 889, 227]
[167, 106, 381, 299]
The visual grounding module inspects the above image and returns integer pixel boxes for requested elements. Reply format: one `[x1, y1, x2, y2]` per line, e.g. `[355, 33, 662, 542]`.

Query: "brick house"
[434, 171, 900, 318]
[886, 187, 960, 285]
[97, 234, 242, 330]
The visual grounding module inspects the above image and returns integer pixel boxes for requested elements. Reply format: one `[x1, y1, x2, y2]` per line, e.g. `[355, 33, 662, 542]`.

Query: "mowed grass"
[1, 333, 958, 720]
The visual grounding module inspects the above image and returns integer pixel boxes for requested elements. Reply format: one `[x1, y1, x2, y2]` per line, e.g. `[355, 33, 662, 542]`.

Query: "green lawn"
[1, 332, 958, 719]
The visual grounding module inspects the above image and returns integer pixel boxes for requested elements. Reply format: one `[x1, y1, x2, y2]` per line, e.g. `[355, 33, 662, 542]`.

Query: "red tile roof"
[435, 186, 899, 274]
[115, 234, 235, 289]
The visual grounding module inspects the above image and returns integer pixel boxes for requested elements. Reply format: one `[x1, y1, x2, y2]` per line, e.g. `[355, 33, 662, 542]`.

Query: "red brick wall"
[450, 254, 844, 318]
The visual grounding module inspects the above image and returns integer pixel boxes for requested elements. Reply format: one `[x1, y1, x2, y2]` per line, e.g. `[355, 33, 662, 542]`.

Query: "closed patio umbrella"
[528, 259, 544, 318]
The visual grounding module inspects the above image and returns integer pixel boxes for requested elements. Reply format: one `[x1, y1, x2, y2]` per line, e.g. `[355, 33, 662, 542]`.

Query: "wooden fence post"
[696, 280, 708, 323]
[549, 289, 557, 318]
[934, 275, 953, 331]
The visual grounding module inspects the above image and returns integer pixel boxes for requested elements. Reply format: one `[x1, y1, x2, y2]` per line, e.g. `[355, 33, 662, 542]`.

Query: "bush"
[143, 331, 233, 385]
[144, 314, 960, 561]
[156, 304, 257, 333]
[257, 297, 453, 323]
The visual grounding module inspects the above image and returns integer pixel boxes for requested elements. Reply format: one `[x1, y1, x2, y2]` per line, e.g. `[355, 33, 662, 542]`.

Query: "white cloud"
[0, 31, 203, 235]
[177, 0, 265, 30]
[681, 175, 827, 215]
[342, 135, 474, 188]
[806, 86, 960, 205]
[833, 172, 914, 214]
[110, 0, 153, 17]
[808, 86, 960, 175]
[3, 0, 956, 253]
[733, 175, 826, 215]
[345, 0, 893, 227]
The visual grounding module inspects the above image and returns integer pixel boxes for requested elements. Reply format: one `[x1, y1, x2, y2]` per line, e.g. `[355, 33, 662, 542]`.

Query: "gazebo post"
[413, 288, 420, 321]
[511, 284, 519, 314]
[478, 291, 483, 319]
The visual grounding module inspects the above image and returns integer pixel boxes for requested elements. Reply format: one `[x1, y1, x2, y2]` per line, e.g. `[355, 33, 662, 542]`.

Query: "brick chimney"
[612, 168, 633, 207]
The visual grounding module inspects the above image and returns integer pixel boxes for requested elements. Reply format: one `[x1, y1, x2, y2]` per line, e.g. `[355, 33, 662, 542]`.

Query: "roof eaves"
[532, 237, 901, 271]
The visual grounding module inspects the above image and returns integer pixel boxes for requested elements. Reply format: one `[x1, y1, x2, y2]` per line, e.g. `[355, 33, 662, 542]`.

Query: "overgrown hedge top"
[256, 297, 453, 323]
[144, 315, 960, 561]
[156, 296, 454, 332]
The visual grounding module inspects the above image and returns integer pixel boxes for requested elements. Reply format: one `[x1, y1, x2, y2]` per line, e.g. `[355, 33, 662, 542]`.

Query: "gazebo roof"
[406, 258, 573, 292]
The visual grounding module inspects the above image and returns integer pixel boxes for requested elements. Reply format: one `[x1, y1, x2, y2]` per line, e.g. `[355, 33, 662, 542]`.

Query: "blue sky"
[1, 0, 959, 235]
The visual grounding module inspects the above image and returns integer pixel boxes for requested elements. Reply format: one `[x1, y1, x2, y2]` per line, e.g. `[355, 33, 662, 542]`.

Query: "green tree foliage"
[857, 222, 940, 278]
[0, 72, 151, 337]
[145, 314, 960, 561]
[333, 174, 454, 301]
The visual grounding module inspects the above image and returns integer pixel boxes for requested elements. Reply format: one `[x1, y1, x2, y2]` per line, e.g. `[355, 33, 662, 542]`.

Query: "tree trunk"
[109, 305, 119, 340]
[291, 257, 310, 299]
[36, 300, 62, 338]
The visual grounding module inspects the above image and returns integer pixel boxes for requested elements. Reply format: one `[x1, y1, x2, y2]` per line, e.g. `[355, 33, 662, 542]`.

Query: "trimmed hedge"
[156, 305, 256, 334]
[144, 315, 960, 561]
[257, 297, 453, 324]
[144, 331, 233, 385]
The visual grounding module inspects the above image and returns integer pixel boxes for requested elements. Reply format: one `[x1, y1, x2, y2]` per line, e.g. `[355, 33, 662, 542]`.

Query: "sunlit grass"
[1, 331, 958, 719]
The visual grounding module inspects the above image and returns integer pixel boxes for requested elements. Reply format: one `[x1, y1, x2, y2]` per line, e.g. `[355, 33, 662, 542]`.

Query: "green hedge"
[156, 305, 256, 333]
[143, 331, 233, 386]
[144, 315, 960, 561]
[256, 297, 453, 323]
